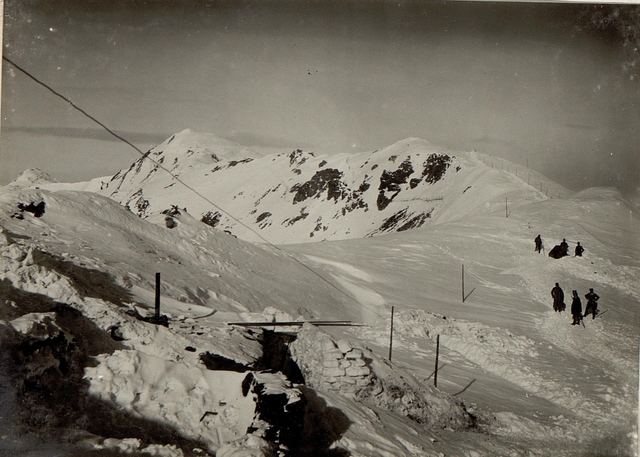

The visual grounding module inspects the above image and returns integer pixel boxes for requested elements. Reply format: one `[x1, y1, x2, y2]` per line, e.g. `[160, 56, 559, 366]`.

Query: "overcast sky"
[2, 1, 639, 194]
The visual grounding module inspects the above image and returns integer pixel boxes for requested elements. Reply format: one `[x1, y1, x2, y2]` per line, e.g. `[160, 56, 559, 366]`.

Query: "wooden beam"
[226, 320, 358, 327]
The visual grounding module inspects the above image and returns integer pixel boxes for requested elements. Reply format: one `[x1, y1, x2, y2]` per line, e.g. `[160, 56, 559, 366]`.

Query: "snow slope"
[1, 132, 638, 456]
[285, 183, 640, 456]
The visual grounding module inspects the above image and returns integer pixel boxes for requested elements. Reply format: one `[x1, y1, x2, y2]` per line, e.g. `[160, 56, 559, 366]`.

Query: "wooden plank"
[226, 320, 357, 327]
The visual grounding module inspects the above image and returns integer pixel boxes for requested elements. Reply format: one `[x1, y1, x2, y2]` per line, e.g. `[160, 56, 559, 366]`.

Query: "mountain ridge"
[78, 130, 563, 244]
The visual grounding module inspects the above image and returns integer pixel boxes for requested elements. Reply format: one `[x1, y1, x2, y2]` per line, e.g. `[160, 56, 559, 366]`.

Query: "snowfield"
[0, 132, 638, 457]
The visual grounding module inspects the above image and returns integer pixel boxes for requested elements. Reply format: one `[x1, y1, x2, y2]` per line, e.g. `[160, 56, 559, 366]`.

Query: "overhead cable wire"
[2, 55, 384, 319]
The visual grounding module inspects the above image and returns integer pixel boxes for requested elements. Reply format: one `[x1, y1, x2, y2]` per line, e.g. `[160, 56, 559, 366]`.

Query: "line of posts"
[388, 263, 471, 386]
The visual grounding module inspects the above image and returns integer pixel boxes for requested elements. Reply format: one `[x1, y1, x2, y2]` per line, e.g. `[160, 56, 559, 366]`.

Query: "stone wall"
[289, 323, 477, 430]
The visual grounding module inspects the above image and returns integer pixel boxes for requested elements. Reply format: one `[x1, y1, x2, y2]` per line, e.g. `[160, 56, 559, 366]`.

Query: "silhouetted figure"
[549, 245, 563, 259]
[560, 239, 569, 257]
[534, 235, 542, 253]
[570, 290, 582, 325]
[551, 283, 565, 312]
[583, 288, 600, 319]
[574, 242, 584, 257]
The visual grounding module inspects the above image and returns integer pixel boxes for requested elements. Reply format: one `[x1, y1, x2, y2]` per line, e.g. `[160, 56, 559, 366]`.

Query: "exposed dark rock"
[340, 198, 368, 216]
[256, 212, 272, 223]
[124, 190, 150, 217]
[201, 211, 221, 228]
[318, 160, 327, 168]
[397, 211, 432, 231]
[409, 178, 422, 189]
[290, 169, 346, 204]
[161, 205, 181, 217]
[370, 208, 410, 234]
[17, 201, 46, 218]
[228, 158, 254, 167]
[377, 158, 414, 211]
[289, 149, 313, 167]
[367, 207, 432, 235]
[284, 208, 310, 226]
[421, 153, 452, 184]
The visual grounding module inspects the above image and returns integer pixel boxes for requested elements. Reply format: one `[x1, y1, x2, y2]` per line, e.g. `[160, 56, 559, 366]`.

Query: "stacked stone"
[321, 338, 374, 396]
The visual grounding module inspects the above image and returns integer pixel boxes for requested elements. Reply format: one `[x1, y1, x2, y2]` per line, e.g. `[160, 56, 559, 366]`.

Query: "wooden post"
[155, 272, 161, 319]
[388, 306, 395, 362]
[462, 265, 465, 303]
[434, 334, 440, 387]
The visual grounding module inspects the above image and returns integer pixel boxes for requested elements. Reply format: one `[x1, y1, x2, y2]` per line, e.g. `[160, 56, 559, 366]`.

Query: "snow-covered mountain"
[1, 132, 638, 456]
[93, 129, 561, 244]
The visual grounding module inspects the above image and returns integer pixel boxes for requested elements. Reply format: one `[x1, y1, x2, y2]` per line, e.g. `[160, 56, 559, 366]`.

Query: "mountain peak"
[153, 130, 260, 163]
[11, 168, 58, 186]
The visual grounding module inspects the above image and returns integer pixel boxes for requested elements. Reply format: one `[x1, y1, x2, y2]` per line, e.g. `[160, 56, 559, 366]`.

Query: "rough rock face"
[377, 158, 415, 211]
[291, 168, 347, 204]
[289, 324, 476, 430]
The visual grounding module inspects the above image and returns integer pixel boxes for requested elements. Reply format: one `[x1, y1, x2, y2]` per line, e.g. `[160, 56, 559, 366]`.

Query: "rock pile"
[319, 337, 380, 396]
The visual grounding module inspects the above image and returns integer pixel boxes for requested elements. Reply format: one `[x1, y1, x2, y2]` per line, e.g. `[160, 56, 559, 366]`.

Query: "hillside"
[89, 130, 563, 244]
[0, 132, 638, 456]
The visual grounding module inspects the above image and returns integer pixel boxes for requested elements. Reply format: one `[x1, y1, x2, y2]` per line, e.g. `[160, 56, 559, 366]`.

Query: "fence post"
[462, 264, 465, 303]
[155, 272, 161, 319]
[434, 334, 440, 387]
[388, 306, 395, 361]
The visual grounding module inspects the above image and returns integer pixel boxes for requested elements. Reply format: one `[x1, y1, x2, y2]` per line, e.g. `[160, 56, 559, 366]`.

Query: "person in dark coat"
[583, 288, 600, 319]
[560, 239, 569, 257]
[574, 242, 584, 257]
[551, 283, 565, 312]
[570, 290, 582, 325]
[534, 235, 542, 253]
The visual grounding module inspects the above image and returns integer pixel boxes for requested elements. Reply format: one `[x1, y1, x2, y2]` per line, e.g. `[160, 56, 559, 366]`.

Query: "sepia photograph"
[1, 1, 639, 456]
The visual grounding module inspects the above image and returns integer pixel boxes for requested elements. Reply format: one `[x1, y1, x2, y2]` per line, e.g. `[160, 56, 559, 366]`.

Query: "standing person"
[534, 235, 543, 253]
[574, 242, 584, 257]
[570, 290, 582, 325]
[551, 283, 565, 312]
[560, 239, 569, 257]
[583, 288, 600, 319]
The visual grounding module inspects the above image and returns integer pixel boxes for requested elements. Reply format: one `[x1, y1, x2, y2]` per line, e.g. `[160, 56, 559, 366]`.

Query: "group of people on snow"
[551, 283, 600, 325]
[535, 235, 584, 259]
